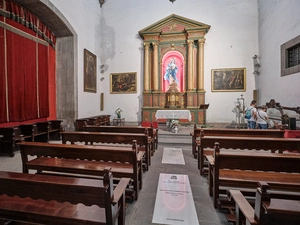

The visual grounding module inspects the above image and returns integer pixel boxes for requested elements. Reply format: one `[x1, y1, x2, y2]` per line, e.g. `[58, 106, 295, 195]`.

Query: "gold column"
[187, 40, 194, 90]
[153, 42, 158, 91]
[143, 43, 150, 92]
[198, 39, 205, 90]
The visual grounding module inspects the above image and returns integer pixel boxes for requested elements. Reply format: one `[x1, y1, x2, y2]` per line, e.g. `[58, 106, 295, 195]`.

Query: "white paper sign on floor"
[152, 173, 199, 225]
[162, 148, 185, 165]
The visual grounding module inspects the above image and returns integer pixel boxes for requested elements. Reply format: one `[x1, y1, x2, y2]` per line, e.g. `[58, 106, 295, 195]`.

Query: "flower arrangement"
[171, 119, 179, 126]
[170, 119, 179, 133]
[115, 108, 123, 118]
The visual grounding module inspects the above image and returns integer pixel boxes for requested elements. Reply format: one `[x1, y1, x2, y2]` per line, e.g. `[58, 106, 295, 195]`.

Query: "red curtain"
[0, 25, 7, 123]
[48, 45, 56, 119]
[38, 43, 49, 118]
[0, 0, 56, 125]
[6, 29, 24, 121]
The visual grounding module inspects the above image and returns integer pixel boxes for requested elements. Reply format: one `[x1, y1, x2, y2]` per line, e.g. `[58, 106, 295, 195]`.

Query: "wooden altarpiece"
[139, 14, 211, 124]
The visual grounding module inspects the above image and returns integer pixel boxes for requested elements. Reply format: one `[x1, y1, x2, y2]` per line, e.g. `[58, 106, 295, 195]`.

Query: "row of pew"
[191, 126, 300, 225]
[0, 120, 63, 157]
[0, 123, 158, 225]
[75, 114, 111, 131]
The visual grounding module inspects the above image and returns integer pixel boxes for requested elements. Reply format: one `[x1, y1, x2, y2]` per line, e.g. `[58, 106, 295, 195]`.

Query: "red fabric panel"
[0, 26, 7, 123]
[6, 29, 24, 121]
[7, 17, 35, 36]
[6, 20, 38, 121]
[23, 37, 38, 120]
[48, 45, 56, 119]
[38, 43, 49, 118]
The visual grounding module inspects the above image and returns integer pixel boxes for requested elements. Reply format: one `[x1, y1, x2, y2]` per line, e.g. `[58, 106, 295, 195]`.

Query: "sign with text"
[152, 173, 199, 225]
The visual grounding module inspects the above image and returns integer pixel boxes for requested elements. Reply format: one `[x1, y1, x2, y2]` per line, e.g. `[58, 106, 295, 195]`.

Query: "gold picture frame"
[110, 72, 137, 94]
[84, 49, 97, 93]
[211, 68, 246, 92]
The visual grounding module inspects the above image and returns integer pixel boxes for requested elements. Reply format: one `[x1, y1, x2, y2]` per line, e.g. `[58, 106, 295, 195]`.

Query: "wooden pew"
[210, 143, 300, 209]
[228, 181, 300, 225]
[191, 125, 286, 158]
[75, 115, 111, 131]
[48, 119, 64, 140]
[141, 121, 159, 150]
[18, 141, 142, 201]
[19, 122, 49, 142]
[84, 125, 155, 154]
[0, 126, 27, 157]
[61, 131, 151, 171]
[198, 135, 300, 175]
[0, 169, 129, 225]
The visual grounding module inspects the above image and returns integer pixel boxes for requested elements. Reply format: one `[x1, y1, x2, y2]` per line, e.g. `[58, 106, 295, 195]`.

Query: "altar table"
[155, 110, 191, 132]
[155, 110, 192, 122]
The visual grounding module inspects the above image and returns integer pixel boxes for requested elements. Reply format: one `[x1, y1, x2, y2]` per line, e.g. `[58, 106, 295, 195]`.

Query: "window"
[281, 35, 300, 76]
[287, 44, 300, 68]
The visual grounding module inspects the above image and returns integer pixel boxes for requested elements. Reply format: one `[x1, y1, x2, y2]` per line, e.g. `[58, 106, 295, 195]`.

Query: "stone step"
[158, 126, 192, 145]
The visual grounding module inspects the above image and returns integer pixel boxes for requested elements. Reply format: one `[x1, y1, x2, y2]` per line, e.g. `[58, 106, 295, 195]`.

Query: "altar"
[155, 110, 192, 121]
[155, 110, 192, 132]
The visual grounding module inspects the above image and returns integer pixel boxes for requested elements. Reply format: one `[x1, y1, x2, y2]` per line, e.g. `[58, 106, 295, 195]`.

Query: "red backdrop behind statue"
[162, 51, 184, 92]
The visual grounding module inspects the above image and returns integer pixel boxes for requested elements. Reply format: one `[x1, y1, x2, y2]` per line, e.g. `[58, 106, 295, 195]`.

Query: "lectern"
[199, 104, 210, 125]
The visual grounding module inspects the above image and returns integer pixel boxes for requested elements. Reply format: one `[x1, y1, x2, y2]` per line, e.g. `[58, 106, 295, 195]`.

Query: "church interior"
[0, 0, 300, 225]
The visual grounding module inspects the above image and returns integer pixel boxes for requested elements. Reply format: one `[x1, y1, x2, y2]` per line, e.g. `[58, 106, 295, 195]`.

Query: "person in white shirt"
[257, 105, 269, 129]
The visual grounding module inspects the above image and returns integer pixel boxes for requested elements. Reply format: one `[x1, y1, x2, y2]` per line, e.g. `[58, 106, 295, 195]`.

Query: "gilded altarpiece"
[139, 14, 210, 124]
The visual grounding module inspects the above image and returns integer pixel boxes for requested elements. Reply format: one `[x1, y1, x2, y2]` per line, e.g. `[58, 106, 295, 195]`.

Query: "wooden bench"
[18, 141, 142, 201]
[19, 122, 49, 142]
[198, 135, 300, 175]
[61, 131, 151, 171]
[84, 125, 155, 154]
[228, 181, 300, 225]
[141, 121, 159, 150]
[48, 119, 64, 140]
[209, 142, 300, 209]
[75, 115, 111, 131]
[191, 125, 286, 159]
[0, 126, 27, 157]
[0, 169, 129, 225]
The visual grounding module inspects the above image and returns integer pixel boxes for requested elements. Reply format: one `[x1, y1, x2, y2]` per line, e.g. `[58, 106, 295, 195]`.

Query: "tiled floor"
[0, 125, 232, 225]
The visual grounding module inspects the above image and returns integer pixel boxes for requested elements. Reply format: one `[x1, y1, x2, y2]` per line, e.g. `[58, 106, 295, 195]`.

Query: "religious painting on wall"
[162, 51, 185, 93]
[211, 68, 246, 92]
[84, 49, 97, 93]
[110, 72, 137, 94]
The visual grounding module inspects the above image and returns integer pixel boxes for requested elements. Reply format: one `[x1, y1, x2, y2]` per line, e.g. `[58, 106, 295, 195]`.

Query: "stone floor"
[0, 124, 232, 225]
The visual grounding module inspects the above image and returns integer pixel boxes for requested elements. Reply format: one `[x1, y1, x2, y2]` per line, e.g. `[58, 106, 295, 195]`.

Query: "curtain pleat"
[0, 25, 7, 123]
[23, 38, 37, 120]
[48, 45, 56, 119]
[38, 43, 49, 118]
[6, 29, 24, 121]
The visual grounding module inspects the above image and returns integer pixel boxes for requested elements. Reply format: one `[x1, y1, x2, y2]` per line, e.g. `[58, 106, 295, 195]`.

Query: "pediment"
[139, 14, 210, 38]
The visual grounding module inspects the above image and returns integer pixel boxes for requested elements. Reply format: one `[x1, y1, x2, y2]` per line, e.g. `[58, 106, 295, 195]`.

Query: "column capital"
[187, 40, 194, 45]
[144, 42, 151, 49]
[152, 42, 158, 47]
[198, 38, 206, 44]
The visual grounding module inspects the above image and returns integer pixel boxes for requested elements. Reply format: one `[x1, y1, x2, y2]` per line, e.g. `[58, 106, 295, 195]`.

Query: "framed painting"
[110, 72, 137, 94]
[211, 68, 246, 92]
[84, 49, 97, 93]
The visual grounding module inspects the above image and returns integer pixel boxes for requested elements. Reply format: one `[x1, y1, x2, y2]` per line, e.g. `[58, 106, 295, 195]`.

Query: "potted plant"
[115, 108, 123, 118]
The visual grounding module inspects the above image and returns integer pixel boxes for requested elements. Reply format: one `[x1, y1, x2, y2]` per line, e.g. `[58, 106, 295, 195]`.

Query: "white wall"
[257, 0, 300, 119]
[49, 0, 259, 124]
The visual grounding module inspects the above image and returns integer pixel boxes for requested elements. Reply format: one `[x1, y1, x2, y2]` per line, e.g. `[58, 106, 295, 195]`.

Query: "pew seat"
[0, 169, 129, 225]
